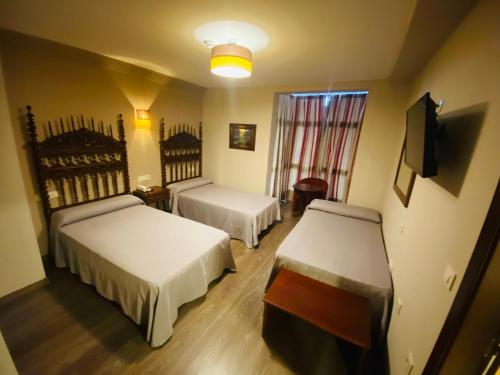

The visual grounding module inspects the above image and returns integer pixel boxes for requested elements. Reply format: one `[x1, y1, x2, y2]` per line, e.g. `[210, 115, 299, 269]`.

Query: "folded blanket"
[307, 199, 381, 224]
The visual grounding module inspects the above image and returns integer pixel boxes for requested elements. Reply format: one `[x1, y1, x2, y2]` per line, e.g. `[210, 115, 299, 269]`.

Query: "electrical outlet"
[396, 297, 403, 315]
[48, 190, 59, 200]
[406, 351, 414, 374]
[443, 265, 457, 292]
[388, 258, 394, 272]
[137, 174, 151, 183]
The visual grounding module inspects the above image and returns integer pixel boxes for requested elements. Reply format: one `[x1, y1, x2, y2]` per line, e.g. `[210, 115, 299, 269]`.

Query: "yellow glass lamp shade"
[135, 109, 151, 130]
[210, 44, 252, 78]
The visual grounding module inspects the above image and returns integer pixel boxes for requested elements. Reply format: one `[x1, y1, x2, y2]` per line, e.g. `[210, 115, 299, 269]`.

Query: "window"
[269, 91, 368, 202]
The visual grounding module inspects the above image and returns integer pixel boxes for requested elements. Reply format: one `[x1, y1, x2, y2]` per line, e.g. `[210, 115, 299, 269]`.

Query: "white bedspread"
[169, 178, 281, 248]
[268, 199, 393, 341]
[51, 195, 235, 347]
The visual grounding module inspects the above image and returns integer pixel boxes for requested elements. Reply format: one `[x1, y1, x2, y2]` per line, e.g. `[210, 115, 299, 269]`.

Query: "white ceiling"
[0, 0, 419, 88]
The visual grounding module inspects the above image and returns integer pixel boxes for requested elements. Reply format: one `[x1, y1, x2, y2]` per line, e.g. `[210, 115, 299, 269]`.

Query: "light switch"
[406, 351, 414, 374]
[396, 297, 403, 315]
[400, 224, 405, 235]
[137, 174, 151, 183]
[443, 265, 457, 292]
[388, 258, 394, 272]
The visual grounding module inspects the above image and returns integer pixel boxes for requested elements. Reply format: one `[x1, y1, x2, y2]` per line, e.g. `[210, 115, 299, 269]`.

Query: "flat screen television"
[405, 92, 439, 178]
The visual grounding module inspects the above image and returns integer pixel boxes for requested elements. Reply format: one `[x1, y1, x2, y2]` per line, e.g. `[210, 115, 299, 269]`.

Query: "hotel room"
[0, 0, 498, 374]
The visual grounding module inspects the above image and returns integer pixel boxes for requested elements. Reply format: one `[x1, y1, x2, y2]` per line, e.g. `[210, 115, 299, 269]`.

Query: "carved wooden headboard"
[25, 105, 130, 225]
[159, 118, 202, 187]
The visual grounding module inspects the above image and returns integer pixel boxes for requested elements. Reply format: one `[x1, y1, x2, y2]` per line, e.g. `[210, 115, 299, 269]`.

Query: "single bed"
[51, 195, 234, 347]
[267, 199, 393, 342]
[26, 106, 235, 347]
[159, 120, 281, 248]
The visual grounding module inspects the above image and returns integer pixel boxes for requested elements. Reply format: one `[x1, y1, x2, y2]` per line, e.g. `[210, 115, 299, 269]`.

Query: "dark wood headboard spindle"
[26, 105, 130, 225]
[159, 118, 202, 186]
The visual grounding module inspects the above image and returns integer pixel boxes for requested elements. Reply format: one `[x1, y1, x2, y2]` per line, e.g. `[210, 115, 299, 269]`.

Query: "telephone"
[136, 185, 152, 192]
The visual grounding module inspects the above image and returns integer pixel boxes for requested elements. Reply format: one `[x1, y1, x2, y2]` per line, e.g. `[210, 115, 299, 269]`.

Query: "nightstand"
[133, 185, 170, 211]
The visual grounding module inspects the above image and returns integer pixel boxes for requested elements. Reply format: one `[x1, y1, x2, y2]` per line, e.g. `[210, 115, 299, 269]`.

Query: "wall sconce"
[136, 109, 151, 130]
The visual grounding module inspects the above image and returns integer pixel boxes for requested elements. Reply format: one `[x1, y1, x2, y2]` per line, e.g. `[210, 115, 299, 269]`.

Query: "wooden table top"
[133, 185, 169, 201]
[264, 269, 371, 349]
[134, 185, 164, 195]
[293, 180, 325, 193]
[148, 185, 168, 195]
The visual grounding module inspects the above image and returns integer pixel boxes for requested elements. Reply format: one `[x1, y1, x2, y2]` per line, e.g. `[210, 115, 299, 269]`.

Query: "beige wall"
[381, 0, 500, 373]
[0, 48, 45, 297]
[203, 80, 408, 211]
[0, 31, 205, 255]
[0, 331, 18, 375]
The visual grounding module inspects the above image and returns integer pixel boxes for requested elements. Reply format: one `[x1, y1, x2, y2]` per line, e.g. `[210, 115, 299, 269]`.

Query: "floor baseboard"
[0, 278, 49, 308]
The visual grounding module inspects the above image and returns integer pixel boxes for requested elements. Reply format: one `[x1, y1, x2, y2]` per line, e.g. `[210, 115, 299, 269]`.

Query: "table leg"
[356, 348, 368, 375]
[292, 191, 299, 216]
[262, 303, 270, 339]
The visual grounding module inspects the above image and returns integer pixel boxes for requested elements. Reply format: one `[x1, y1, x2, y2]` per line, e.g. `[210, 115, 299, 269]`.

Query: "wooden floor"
[0, 205, 353, 375]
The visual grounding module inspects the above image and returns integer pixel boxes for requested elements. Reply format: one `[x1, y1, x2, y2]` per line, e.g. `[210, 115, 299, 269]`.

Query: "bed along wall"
[381, 0, 500, 373]
[202, 80, 409, 212]
[0, 48, 45, 297]
[0, 30, 205, 256]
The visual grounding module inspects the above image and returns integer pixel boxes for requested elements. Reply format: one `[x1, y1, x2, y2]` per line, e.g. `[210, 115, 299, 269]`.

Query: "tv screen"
[405, 92, 438, 178]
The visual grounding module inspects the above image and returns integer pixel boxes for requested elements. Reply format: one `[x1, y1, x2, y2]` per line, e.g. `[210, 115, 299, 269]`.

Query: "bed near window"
[159, 120, 281, 248]
[25, 106, 235, 347]
[267, 199, 393, 341]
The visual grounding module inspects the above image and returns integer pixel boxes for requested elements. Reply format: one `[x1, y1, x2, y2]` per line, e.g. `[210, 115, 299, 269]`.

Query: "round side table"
[292, 180, 327, 216]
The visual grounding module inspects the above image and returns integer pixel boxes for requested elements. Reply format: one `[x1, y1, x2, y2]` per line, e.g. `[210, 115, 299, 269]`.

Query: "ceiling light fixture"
[210, 44, 252, 79]
[195, 21, 268, 79]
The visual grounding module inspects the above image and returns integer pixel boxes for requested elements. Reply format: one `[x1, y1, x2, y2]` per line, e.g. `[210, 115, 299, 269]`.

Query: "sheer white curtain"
[269, 93, 367, 202]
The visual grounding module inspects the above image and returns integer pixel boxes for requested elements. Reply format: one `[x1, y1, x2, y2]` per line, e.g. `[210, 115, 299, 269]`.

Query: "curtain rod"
[290, 90, 368, 97]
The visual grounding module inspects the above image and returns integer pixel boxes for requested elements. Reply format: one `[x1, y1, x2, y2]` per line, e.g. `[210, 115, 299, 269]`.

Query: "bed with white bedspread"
[168, 177, 281, 248]
[267, 199, 393, 341]
[51, 195, 235, 347]
[24, 108, 235, 347]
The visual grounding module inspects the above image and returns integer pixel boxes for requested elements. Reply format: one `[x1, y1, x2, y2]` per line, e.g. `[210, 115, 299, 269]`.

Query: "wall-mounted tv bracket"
[436, 98, 445, 114]
[435, 98, 446, 162]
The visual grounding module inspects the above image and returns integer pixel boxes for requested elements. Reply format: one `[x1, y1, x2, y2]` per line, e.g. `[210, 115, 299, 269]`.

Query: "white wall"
[0, 49, 46, 297]
[382, 0, 500, 373]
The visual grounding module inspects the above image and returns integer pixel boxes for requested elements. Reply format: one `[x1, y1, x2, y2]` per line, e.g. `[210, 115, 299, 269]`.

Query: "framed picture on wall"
[393, 138, 416, 207]
[229, 123, 256, 151]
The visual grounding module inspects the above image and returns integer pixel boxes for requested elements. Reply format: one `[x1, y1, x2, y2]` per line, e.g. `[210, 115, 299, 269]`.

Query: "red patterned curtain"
[269, 93, 367, 202]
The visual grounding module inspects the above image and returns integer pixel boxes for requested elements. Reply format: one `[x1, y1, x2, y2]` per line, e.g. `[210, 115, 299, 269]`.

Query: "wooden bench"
[263, 269, 371, 374]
